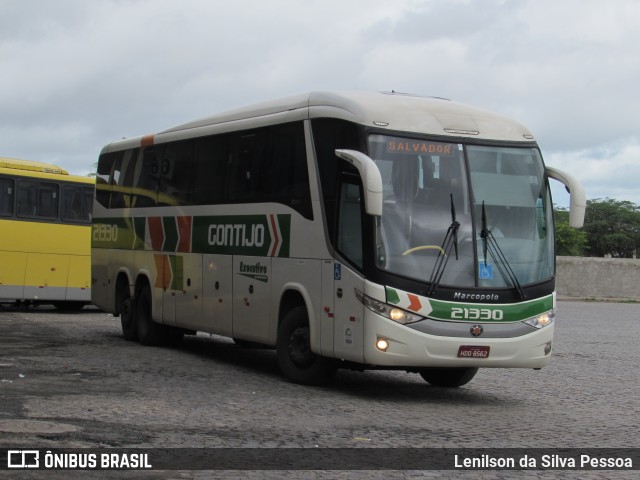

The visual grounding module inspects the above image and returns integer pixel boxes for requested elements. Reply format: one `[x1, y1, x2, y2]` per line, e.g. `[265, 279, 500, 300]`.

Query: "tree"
[582, 198, 640, 258]
[554, 207, 587, 256]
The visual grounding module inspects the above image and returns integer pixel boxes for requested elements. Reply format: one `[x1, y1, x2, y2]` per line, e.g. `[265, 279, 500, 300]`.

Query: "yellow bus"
[0, 157, 94, 310]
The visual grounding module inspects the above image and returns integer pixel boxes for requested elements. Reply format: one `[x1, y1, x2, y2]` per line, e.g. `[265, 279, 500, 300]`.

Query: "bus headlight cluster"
[524, 310, 555, 329]
[355, 289, 423, 325]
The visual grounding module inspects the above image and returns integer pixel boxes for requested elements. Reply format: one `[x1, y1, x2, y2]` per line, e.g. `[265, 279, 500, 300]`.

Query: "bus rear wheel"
[135, 285, 183, 346]
[117, 286, 136, 341]
[276, 306, 336, 385]
[418, 367, 478, 387]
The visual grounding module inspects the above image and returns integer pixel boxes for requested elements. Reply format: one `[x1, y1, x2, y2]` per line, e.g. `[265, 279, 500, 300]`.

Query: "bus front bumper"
[362, 310, 554, 369]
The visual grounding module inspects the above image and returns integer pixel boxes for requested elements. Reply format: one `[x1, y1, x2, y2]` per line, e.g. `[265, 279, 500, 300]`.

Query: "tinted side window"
[96, 152, 120, 208]
[95, 149, 138, 209]
[157, 140, 195, 205]
[311, 118, 362, 242]
[61, 185, 93, 223]
[0, 177, 14, 216]
[267, 122, 312, 219]
[132, 147, 159, 207]
[16, 180, 59, 219]
[190, 134, 230, 205]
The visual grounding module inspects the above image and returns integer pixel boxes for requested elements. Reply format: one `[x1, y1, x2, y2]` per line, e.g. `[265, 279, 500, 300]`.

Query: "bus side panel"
[173, 253, 203, 329]
[202, 254, 233, 337]
[66, 254, 91, 301]
[23, 253, 69, 301]
[272, 258, 323, 351]
[91, 248, 110, 311]
[320, 260, 335, 356]
[333, 266, 365, 363]
[232, 256, 272, 343]
[0, 251, 27, 301]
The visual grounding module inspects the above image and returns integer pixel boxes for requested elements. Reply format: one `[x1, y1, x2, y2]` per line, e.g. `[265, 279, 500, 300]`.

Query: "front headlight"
[523, 310, 555, 329]
[355, 289, 423, 324]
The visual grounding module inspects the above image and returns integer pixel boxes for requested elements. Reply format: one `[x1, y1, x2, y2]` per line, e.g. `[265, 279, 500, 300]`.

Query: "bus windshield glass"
[369, 134, 554, 289]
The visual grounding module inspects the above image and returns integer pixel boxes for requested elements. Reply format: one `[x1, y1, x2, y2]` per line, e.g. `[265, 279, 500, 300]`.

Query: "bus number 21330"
[451, 307, 504, 321]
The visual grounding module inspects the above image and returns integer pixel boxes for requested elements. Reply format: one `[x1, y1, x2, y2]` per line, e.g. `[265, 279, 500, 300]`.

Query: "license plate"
[457, 345, 490, 358]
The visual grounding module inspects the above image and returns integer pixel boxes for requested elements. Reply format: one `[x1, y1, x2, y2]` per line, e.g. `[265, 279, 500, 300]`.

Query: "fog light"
[544, 341, 552, 355]
[376, 337, 389, 352]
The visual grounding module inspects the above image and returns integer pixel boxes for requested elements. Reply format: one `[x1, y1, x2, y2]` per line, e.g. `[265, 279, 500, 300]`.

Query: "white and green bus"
[91, 91, 585, 386]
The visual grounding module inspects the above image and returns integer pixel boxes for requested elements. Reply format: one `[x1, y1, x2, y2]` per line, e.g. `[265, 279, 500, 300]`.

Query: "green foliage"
[554, 207, 587, 256]
[582, 198, 640, 258]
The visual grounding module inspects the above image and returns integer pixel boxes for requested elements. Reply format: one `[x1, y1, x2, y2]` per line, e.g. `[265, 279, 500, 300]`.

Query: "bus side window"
[337, 179, 364, 269]
[0, 177, 14, 216]
[228, 132, 265, 203]
[132, 147, 159, 207]
[266, 122, 312, 219]
[16, 180, 58, 219]
[96, 151, 124, 209]
[158, 140, 194, 206]
[311, 118, 362, 244]
[61, 185, 93, 223]
[191, 134, 229, 205]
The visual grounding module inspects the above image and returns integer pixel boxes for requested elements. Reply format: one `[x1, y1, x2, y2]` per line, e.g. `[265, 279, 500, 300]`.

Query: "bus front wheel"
[276, 306, 336, 385]
[419, 367, 478, 387]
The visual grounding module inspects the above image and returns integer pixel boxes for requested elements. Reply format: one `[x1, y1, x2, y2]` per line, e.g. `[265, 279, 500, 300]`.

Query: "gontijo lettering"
[208, 223, 265, 247]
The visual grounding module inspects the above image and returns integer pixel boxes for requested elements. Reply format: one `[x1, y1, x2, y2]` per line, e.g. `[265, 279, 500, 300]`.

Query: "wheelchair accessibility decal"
[479, 261, 494, 280]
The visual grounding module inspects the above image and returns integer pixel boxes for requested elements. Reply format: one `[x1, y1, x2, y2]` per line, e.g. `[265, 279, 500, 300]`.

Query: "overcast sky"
[1, 0, 639, 207]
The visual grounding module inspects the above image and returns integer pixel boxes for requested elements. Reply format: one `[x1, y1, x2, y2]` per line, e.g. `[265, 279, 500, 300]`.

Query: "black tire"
[276, 306, 337, 385]
[135, 285, 166, 346]
[52, 301, 86, 312]
[233, 338, 271, 349]
[419, 367, 478, 387]
[116, 286, 136, 341]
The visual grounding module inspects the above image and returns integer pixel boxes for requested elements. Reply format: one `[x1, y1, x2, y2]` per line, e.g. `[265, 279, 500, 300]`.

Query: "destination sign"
[386, 138, 454, 156]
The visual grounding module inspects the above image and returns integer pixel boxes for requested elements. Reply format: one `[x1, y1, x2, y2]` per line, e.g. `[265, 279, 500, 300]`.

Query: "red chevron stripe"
[176, 216, 192, 253]
[269, 214, 280, 257]
[407, 293, 422, 312]
[148, 217, 164, 251]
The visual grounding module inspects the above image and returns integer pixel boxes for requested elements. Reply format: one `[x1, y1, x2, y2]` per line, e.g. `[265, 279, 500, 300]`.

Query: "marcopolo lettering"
[208, 223, 265, 248]
[453, 292, 500, 301]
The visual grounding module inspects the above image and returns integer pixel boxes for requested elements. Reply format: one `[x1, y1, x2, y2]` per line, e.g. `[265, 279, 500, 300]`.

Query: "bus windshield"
[369, 134, 554, 289]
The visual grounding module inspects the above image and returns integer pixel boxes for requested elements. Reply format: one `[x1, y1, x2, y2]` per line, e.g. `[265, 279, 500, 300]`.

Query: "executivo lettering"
[238, 261, 269, 283]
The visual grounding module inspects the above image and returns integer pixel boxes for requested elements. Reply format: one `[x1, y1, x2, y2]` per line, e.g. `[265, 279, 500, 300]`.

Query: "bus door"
[174, 254, 203, 329]
[331, 177, 366, 363]
[157, 253, 202, 329]
[202, 254, 233, 336]
[232, 256, 272, 343]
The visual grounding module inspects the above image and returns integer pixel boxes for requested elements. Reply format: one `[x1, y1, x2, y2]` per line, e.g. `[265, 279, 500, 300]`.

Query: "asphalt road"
[0, 300, 638, 479]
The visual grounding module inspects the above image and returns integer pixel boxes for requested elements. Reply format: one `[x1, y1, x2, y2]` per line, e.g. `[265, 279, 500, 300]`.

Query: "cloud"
[0, 0, 638, 207]
[547, 137, 640, 206]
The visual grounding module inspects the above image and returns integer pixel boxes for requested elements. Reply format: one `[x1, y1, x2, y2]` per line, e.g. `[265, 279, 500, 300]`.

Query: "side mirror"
[335, 149, 383, 216]
[546, 166, 586, 228]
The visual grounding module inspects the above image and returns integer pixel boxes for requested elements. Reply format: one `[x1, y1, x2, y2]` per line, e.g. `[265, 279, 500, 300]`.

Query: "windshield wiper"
[427, 194, 460, 296]
[480, 201, 526, 299]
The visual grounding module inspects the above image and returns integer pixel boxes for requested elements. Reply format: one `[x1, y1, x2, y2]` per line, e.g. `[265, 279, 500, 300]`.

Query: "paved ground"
[0, 300, 638, 479]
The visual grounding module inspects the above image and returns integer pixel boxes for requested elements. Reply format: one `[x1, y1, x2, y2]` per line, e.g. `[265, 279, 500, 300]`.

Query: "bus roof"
[103, 91, 536, 152]
[0, 157, 69, 175]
